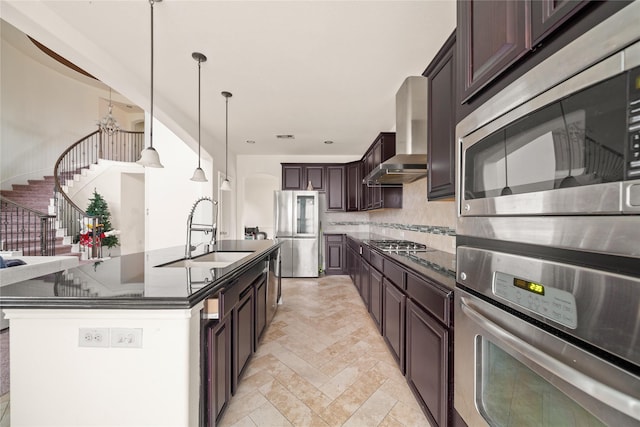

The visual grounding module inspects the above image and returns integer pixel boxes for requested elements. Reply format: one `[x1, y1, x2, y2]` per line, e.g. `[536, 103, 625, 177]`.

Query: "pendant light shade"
[191, 167, 208, 182]
[220, 91, 232, 191]
[137, 0, 164, 168]
[190, 52, 208, 182]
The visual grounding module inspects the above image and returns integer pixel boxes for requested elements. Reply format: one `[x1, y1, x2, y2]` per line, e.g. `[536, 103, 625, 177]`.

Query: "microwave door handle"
[460, 297, 640, 421]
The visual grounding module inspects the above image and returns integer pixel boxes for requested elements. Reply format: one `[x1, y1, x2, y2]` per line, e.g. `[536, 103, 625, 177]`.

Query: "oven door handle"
[460, 297, 640, 421]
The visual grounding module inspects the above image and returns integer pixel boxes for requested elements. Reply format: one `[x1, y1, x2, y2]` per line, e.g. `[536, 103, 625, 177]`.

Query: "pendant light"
[220, 91, 232, 191]
[137, 0, 164, 168]
[190, 52, 208, 182]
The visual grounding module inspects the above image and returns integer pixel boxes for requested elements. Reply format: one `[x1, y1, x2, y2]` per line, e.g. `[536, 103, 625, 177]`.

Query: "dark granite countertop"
[0, 240, 280, 310]
[345, 232, 456, 292]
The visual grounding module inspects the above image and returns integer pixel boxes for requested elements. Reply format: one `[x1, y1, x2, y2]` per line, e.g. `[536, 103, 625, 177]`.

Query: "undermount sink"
[159, 251, 252, 269]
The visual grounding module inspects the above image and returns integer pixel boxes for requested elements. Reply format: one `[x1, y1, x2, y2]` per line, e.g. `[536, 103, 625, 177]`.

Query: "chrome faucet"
[185, 197, 218, 259]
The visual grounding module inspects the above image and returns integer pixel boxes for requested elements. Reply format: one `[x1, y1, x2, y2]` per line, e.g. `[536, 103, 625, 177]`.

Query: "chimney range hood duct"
[364, 76, 428, 186]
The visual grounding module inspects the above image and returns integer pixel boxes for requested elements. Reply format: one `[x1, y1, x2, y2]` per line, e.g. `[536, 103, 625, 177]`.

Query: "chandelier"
[97, 87, 120, 135]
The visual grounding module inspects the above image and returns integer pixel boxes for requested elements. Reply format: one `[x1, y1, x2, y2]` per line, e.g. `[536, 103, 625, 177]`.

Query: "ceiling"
[1, 1, 456, 160]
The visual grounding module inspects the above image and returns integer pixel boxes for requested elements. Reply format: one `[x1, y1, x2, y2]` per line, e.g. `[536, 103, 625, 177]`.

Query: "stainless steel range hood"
[364, 76, 428, 186]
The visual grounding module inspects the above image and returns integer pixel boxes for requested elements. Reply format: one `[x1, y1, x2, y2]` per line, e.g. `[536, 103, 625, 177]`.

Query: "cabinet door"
[360, 260, 371, 306]
[326, 166, 345, 211]
[324, 234, 345, 275]
[233, 287, 254, 394]
[305, 165, 325, 191]
[369, 267, 383, 332]
[383, 278, 406, 373]
[406, 299, 449, 427]
[207, 316, 230, 426]
[530, 0, 590, 46]
[371, 142, 382, 209]
[458, 0, 530, 102]
[427, 32, 456, 200]
[282, 165, 303, 190]
[346, 161, 361, 211]
[255, 277, 267, 341]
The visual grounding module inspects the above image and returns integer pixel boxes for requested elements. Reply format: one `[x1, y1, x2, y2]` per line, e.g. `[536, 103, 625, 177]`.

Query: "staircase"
[1, 176, 79, 257]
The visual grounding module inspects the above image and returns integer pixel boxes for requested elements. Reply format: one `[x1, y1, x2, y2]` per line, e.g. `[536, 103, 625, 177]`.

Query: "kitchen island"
[0, 239, 281, 427]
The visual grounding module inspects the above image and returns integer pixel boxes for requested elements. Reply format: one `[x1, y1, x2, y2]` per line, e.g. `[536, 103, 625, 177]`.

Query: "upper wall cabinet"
[424, 31, 456, 201]
[281, 164, 325, 191]
[530, 0, 590, 46]
[458, 0, 530, 103]
[457, 0, 590, 104]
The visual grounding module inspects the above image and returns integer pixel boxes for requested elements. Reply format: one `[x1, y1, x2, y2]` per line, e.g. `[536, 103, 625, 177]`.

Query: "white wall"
[1, 36, 125, 189]
[145, 117, 214, 251]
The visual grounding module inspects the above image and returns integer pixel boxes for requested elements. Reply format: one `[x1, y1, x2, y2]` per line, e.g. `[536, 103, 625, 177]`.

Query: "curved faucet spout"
[185, 197, 219, 259]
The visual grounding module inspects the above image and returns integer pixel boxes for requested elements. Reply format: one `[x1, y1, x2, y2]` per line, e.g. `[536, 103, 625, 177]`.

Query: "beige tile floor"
[0, 392, 8, 427]
[219, 275, 431, 427]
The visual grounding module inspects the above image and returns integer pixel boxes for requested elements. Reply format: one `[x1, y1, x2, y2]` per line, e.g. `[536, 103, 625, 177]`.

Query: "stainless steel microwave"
[458, 39, 640, 217]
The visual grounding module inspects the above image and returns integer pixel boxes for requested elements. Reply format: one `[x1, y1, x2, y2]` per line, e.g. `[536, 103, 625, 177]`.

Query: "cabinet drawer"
[406, 272, 451, 326]
[325, 234, 344, 243]
[370, 250, 384, 272]
[383, 258, 405, 290]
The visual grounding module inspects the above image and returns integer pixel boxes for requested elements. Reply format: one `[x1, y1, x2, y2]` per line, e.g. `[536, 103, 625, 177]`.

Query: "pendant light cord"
[149, 0, 155, 149]
[225, 96, 228, 178]
[197, 58, 202, 168]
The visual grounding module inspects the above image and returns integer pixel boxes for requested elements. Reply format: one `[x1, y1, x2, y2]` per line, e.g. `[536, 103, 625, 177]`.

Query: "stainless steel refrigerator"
[274, 190, 319, 277]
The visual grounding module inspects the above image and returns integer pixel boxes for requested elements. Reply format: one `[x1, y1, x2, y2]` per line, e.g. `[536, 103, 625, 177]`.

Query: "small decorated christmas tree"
[86, 189, 119, 249]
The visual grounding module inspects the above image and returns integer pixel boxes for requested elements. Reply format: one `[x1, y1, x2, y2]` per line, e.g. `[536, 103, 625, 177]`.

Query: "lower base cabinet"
[382, 278, 406, 373]
[369, 267, 383, 332]
[347, 238, 454, 426]
[233, 285, 255, 394]
[255, 276, 267, 342]
[406, 299, 450, 427]
[206, 316, 231, 426]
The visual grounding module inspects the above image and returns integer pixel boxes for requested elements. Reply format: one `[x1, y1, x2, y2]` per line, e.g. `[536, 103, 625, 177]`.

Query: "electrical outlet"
[79, 328, 110, 347]
[110, 328, 143, 348]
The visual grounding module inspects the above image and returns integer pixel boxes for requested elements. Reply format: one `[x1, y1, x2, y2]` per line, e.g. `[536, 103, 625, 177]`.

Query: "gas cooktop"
[369, 239, 430, 253]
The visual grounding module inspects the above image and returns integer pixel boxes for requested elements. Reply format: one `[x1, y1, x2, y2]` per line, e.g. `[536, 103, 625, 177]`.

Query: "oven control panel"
[493, 271, 578, 329]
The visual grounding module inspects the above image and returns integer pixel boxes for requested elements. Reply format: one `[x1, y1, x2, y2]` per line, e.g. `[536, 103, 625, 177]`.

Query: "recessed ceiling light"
[276, 134, 295, 139]
[246, 140, 255, 144]
[324, 140, 334, 145]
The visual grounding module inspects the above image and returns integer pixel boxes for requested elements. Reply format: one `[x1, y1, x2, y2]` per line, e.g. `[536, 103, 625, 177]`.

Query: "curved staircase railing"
[0, 196, 56, 256]
[53, 128, 144, 257]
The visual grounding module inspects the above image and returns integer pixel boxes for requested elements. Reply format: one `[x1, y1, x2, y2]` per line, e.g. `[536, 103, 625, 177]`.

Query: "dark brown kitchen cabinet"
[362, 133, 402, 210]
[324, 234, 345, 275]
[206, 315, 231, 427]
[281, 164, 325, 191]
[530, 0, 590, 46]
[458, 0, 530, 103]
[326, 165, 345, 211]
[346, 242, 359, 286]
[406, 299, 450, 427]
[345, 161, 361, 211]
[255, 276, 267, 342]
[232, 284, 254, 394]
[383, 278, 406, 373]
[305, 165, 325, 191]
[369, 266, 383, 332]
[360, 260, 371, 307]
[282, 165, 303, 190]
[425, 31, 456, 200]
[457, 0, 595, 105]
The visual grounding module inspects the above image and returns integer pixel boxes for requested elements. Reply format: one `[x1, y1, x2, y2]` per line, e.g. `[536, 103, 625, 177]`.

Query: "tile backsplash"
[323, 178, 457, 254]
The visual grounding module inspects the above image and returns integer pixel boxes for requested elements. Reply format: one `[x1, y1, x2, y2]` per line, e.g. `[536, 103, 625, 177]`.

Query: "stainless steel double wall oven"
[455, 4, 640, 426]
